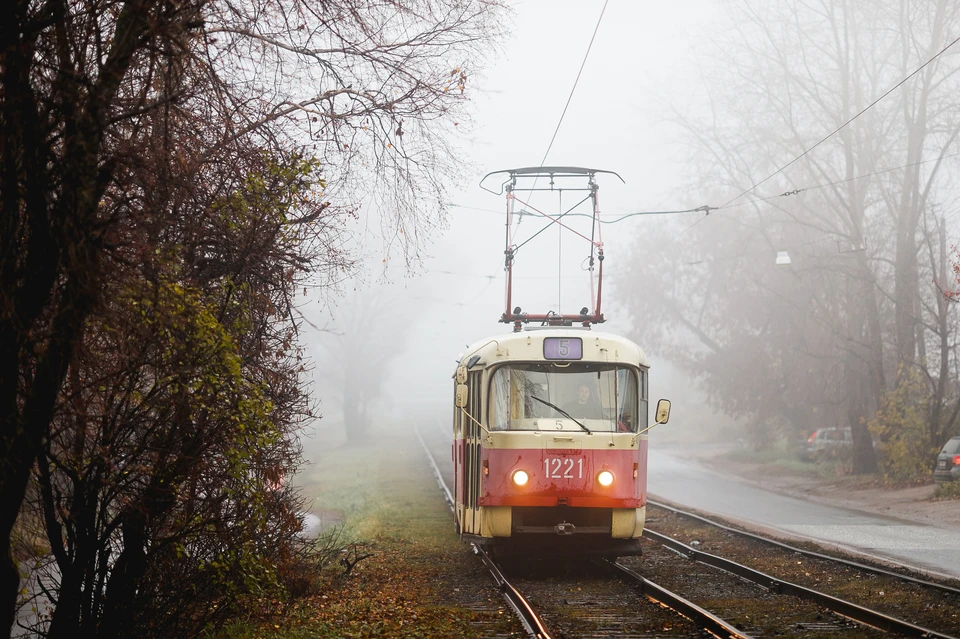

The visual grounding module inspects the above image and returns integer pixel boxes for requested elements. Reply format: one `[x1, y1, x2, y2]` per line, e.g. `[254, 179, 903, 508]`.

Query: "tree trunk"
[846, 266, 879, 474]
[931, 216, 950, 448]
[96, 514, 147, 639]
[893, 168, 921, 370]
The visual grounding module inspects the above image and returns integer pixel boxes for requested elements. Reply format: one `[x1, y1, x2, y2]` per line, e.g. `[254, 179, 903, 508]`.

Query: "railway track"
[416, 427, 960, 638]
[416, 427, 745, 638]
[647, 498, 960, 597]
[639, 502, 960, 638]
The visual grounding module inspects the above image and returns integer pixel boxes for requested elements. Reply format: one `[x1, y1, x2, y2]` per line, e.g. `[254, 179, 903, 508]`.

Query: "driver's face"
[578, 386, 591, 402]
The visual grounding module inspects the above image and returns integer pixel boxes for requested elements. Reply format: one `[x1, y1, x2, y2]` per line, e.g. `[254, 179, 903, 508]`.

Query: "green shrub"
[869, 370, 938, 483]
[933, 480, 960, 501]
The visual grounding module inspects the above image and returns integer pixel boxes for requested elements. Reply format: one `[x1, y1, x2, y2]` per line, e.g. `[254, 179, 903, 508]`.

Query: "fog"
[300, 0, 960, 469]
[296, 0, 726, 454]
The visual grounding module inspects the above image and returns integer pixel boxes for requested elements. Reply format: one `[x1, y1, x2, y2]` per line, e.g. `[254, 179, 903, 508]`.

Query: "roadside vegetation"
[619, 0, 960, 481]
[933, 481, 960, 501]
[1, 1, 505, 638]
[718, 447, 852, 480]
[216, 429, 523, 639]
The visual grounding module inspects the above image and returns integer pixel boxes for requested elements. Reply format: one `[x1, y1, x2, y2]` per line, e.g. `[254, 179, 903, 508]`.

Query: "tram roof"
[457, 328, 648, 372]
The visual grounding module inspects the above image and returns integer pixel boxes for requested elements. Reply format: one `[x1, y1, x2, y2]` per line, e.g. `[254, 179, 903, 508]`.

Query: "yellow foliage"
[868, 369, 937, 483]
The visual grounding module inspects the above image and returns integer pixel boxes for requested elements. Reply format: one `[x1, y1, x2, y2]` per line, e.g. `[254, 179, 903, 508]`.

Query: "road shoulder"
[675, 443, 960, 531]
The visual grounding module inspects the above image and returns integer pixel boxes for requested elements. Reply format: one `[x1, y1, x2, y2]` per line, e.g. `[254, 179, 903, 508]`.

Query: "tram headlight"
[597, 470, 614, 487]
[512, 470, 529, 486]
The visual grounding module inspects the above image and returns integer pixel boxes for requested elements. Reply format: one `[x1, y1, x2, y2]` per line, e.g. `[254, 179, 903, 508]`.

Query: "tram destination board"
[543, 337, 582, 360]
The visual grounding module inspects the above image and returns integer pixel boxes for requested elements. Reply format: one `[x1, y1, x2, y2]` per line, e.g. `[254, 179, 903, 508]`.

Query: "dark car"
[799, 427, 852, 462]
[934, 436, 960, 484]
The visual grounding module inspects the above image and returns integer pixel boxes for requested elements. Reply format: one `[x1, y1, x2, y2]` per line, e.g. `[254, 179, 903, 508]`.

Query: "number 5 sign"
[543, 337, 583, 360]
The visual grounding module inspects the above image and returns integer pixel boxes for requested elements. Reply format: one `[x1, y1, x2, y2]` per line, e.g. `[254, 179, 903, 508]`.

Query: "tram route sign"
[543, 337, 582, 360]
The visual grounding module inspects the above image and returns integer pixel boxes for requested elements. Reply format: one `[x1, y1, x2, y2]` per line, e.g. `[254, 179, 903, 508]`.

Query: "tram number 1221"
[544, 457, 584, 479]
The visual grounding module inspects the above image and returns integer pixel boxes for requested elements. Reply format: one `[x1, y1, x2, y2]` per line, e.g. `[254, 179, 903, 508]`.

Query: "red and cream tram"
[451, 329, 669, 556]
[452, 167, 670, 556]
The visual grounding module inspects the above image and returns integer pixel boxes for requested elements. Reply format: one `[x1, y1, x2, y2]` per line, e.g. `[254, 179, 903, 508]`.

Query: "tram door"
[452, 398, 461, 532]
[462, 370, 483, 535]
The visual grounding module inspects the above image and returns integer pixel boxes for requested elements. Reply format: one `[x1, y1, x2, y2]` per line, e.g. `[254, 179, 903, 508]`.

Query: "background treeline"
[0, 1, 503, 637]
[619, 0, 960, 480]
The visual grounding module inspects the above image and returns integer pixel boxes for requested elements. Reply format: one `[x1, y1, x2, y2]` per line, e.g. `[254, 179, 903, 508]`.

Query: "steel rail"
[643, 527, 958, 639]
[417, 427, 754, 638]
[604, 560, 753, 639]
[415, 427, 553, 639]
[421, 430, 954, 635]
[475, 545, 554, 639]
[648, 498, 960, 596]
[415, 426, 453, 508]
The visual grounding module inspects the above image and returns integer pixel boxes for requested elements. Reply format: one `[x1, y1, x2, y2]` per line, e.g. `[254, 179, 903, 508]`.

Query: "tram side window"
[490, 367, 510, 430]
[633, 370, 649, 432]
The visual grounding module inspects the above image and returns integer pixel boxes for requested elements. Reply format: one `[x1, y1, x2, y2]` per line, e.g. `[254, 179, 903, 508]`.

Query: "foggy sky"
[301, 1, 729, 437]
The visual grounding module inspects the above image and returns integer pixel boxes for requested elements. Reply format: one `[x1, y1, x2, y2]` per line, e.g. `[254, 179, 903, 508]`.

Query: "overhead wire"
[539, 0, 609, 168]
[498, 0, 609, 315]
[451, 146, 960, 229]
[456, 149, 960, 223]
[518, 0, 609, 226]
[671, 31, 960, 240]
[454, 138, 960, 230]
[461, 19, 960, 292]
[720, 32, 960, 210]
[718, 149, 960, 211]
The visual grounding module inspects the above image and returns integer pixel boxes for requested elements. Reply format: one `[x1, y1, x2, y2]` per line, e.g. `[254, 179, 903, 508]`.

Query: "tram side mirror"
[455, 365, 468, 384]
[655, 399, 671, 425]
[455, 384, 469, 408]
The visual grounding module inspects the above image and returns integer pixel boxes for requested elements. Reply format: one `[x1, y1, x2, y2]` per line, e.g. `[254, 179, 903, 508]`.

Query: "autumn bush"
[16, 152, 341, 639]
[2, 0, 505, 636]
[933, 480, 960, 500]
[869, 370, 939, 484]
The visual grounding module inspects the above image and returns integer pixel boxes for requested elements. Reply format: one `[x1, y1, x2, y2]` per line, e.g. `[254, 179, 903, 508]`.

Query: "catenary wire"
[719, 32, 960, 211]
[507, 0, 608, 314]
[451, 203, 717, 221]
[455, 148, 960, 222]
[671, 32, 960, 240]
[452, 140, 960, 227]
[519, 0, 610, 222]
[539, 0, 609, 167]
[726, 150, 960, 209]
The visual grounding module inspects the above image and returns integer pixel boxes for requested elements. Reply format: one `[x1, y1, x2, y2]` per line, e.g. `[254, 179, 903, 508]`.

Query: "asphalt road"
[648, 448, 960, 580]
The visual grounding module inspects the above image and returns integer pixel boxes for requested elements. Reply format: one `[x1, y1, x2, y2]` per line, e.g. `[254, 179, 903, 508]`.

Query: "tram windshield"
[488, 363, 646, 433]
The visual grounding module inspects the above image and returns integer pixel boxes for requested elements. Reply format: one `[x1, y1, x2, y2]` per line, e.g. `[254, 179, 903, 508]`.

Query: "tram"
[451, 167, 670, 557]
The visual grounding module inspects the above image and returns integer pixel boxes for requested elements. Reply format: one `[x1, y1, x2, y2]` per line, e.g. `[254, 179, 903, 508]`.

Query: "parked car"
[934, 436, 960, 484]
[799, 427, 880, 462]
[799, 427, 852, 462]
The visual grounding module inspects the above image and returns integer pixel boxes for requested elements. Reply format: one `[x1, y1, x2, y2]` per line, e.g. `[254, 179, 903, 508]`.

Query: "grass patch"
[716, 447, 898, 485]
[716, 447, 846, 479]
[215, 427, 523, 639]
[932, 480, 960, 501]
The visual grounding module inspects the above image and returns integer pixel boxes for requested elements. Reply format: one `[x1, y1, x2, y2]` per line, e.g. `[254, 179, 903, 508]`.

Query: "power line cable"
[518, 0, 610, 225]
[720, 32, 960, 210]
[672, 32, 960, 240]
[451, 202, 714, 218]
[453, 148, 960, 225]
[722, 149, 960, 211]
[539, 0, 609, 167]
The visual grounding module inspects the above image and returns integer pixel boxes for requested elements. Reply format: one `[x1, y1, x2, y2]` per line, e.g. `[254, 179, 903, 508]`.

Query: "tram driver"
[562, 383, 602, 420]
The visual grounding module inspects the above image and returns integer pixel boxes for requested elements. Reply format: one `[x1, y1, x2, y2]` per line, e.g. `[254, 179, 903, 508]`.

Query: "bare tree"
[619, 0, 960, 474]
[314, 281, 417, 444]
[0, 0, 505, 635]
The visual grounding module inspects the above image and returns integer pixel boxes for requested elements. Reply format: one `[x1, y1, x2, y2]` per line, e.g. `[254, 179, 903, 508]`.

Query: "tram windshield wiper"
[531, 396, 592, 434]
